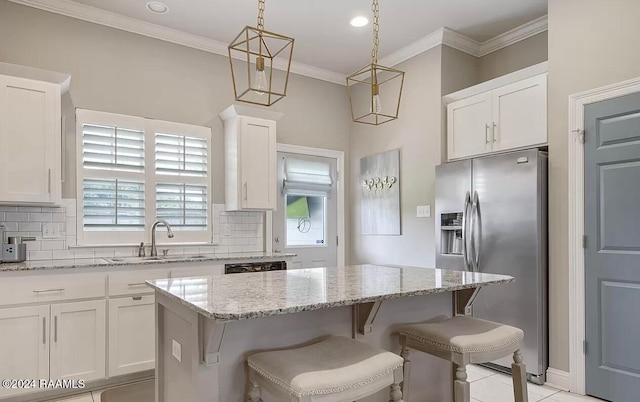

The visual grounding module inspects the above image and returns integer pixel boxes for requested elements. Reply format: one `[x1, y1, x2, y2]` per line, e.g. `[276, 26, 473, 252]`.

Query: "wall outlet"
[42, 223, 62, 239]
[172, 339, 182, 363]
[417, 205, 431, 218]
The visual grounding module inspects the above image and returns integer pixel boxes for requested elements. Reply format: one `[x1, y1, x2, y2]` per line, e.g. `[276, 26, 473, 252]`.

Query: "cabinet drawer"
[171, 264, 224, 278]
[109, 268, 170, 296]
[0, 272, 106, 307]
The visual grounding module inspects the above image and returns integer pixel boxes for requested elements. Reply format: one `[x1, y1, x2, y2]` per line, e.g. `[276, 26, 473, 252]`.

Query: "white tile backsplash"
[1, 201, 265, 261]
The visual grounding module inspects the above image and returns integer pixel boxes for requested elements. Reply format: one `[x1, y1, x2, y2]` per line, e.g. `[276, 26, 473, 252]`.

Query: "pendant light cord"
[371, 0, 379, 64]
[257, 0, 265, 30]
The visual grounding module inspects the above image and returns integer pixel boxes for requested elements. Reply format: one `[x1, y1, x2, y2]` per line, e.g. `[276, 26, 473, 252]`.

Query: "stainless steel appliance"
[2, 236, 36, 263]
[436, 149, 548, 384]
[224, 261, 287, 274]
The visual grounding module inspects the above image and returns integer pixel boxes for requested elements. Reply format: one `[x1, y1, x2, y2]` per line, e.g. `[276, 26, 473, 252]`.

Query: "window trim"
[75, 109, 213, 246]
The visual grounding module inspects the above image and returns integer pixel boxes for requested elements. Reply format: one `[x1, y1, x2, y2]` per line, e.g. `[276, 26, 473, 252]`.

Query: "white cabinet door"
[447, 92, 492, 160]
[492, 74, 547, 151]
[0, 75, 60, 203]
[50, 300, 106, 381]
[0, 305, 50, 398]
[108, 296, 155, 377]
[239, 117, 277, 210]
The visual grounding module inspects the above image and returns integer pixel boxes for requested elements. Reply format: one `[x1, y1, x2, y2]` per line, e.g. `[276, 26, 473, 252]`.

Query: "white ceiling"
[66, 0, 547, 74]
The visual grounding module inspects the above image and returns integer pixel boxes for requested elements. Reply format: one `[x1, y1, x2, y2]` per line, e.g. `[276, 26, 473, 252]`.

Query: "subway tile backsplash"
[0, 201, 265, 261]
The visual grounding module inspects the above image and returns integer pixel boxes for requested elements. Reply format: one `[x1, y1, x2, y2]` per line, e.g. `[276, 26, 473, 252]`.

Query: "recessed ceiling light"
[350, 16, 369, 28]
[146, 1, 169, 14]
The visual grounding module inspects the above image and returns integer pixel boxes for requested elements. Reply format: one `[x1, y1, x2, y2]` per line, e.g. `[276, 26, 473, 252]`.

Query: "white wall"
[478, 32, 548, 82]
[547, 0, 640, 372]
[348, 45, 478, 267]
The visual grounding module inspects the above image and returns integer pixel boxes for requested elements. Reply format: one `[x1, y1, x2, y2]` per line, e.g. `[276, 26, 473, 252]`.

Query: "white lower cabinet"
[108, 295, 155, 376]
[50, 300, 106, 381]
[0, 305, 50, 398]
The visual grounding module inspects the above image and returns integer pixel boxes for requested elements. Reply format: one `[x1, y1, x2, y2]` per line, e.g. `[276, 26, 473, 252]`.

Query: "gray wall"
[478, 32, 548, 82]
[0, 0, 351, 206]
[547, 0, 640, 372]
[348, 45, 477, 267]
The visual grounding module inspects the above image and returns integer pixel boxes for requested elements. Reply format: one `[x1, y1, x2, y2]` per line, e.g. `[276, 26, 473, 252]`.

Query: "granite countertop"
[146, 264, 514, 321]
[0, 252, 296, 272]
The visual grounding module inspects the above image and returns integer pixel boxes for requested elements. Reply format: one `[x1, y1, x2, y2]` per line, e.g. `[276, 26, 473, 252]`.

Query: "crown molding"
[477, 15, 548, 57]
[377, 28, 445, 68]
[373, 15, 547, 68]
[8, 0, 547, 84]
[7, 0, 347, 85]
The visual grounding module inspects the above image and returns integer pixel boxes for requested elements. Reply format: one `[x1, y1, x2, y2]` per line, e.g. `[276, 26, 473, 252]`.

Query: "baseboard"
[546, 368, 570, 391]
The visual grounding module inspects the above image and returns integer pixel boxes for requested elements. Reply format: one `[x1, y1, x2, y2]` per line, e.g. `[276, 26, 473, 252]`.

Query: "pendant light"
[347, 0, 405, 125]
[228, 0, 295, 107]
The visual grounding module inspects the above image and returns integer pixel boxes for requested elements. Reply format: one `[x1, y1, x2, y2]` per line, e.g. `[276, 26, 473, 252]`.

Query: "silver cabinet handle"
[133, 296, 142, 301]
[48, 169, 52, 194]
[127, 283, 147, 287]
[54, 315, 58, 343]
[243, 182, 248, 201]
[492, 122, 497, 143]
[462, 191, 471, 270]
[33, 288, 65, 293]
[42, 317, 46, 345]
[485, 124, 491, 144]
[470, 191, 482, 271]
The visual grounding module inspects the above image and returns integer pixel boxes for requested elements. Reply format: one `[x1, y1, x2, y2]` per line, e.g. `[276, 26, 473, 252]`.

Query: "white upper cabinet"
[220, 105, 282, 211]
[492, 74, 547, 151]
[447, 92, 492, 160]
[445, 63, 548, 161]
[0, 63, 70, 204]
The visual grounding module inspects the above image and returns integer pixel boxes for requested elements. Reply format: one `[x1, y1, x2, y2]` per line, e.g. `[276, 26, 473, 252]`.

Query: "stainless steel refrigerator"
[435, 148, 548, 384]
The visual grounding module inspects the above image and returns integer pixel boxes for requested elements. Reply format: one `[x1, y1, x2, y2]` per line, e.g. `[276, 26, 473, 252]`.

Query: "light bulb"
[372, 94, 382, 114]
[254, 56, 267, 96]
[371, 83, 382, 113]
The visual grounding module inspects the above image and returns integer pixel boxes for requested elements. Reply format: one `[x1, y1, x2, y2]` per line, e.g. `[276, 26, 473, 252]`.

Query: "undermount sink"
[104, 255, 210, 264]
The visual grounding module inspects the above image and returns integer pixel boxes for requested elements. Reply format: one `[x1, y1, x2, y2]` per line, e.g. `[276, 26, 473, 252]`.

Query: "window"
[76, 110, 212, 245]
[281, 155, 333, 248]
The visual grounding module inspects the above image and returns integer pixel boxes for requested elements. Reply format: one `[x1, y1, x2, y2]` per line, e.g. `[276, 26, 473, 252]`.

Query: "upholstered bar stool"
[246, 336, 405, 402]
[398, 316, 527, 402]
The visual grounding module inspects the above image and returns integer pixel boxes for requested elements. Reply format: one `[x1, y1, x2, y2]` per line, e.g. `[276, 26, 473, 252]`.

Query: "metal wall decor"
[228, 0, 295, 107]
[347, 0, 405, 125]
[360, 149, 401, 235]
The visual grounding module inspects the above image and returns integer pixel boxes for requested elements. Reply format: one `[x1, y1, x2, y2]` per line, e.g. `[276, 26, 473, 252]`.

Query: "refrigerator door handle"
[471, 191, 482, 271]
[462, 191, 471, 270]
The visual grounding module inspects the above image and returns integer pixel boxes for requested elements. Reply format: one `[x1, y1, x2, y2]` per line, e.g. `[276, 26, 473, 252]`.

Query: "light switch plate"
[417, 205, 431, 218]
[172, 339, 182, 363]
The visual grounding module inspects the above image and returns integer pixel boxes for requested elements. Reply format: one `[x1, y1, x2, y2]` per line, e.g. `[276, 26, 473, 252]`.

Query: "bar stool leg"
[512, 350, 529, 402]
[400, 345, 411, 401]
[453, 364, 470, 402]
[389, 383, 404, 402]
[247, 381, 262, 402]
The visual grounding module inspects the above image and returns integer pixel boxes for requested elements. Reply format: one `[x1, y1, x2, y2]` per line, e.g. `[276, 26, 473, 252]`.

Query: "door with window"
[272, 152, 338, 269]
[584, 92, 640, 401]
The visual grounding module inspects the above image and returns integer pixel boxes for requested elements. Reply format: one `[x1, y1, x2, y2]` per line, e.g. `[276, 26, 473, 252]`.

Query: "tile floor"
[51, 367, 606, 402]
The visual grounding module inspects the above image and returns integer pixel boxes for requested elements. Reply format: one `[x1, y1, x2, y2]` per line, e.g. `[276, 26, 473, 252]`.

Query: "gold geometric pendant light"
[228, 0, 295, 107]
[347, 0, 405, 125]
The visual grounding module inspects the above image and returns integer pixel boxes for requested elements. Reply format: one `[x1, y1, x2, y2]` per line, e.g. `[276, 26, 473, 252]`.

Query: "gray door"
[585, 92, 640, 402]
[272, 152, 338, 269]
[471, 149, 548, 382]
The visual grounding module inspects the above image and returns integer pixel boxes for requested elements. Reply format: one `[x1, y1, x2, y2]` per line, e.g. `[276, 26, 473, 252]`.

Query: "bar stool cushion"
[399, 316, 523, 355]
[247, 336, 403, 398]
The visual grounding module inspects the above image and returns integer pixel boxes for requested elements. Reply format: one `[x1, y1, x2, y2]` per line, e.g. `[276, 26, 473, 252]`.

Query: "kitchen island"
[146, 265, 513, 402]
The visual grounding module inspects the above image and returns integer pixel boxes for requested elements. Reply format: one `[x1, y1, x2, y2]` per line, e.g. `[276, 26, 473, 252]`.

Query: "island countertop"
[146, 264, 514, 321]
